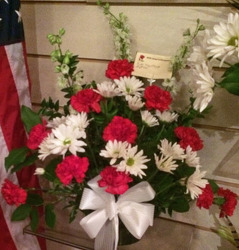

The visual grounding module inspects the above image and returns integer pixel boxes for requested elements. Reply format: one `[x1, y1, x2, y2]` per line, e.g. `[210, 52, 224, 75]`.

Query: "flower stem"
[155, 181, 178, 196]
[147, 168, 159, 182]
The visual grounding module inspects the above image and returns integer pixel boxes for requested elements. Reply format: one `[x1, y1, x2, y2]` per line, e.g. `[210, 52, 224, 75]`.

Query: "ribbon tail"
[95, 219, 115, 250]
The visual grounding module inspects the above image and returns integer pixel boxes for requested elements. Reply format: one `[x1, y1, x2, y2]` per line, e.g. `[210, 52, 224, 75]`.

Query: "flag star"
[15, 10, 22, 23]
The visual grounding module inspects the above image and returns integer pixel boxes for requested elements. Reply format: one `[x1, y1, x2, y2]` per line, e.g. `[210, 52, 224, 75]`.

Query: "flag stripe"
[0, 45, 42, 250]
[5, 43, 32, 108]
[0, 127, 41, 250]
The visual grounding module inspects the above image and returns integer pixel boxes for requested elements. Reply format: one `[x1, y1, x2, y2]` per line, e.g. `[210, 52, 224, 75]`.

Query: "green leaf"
[170, 197, 190, 213]
[214, 197, 225, 206]
[5, 147, 29, 171]
[30, 208, 39, 232]
[208, 179, 219, 193]
[10, 153, 38, 173]
[11, 204, 32, 221]
[219, 64, 239, 95]
[45, 204, 56, 228]
[21, 106, 42, 133]
[44, 157, 62, 181]
[26, 193, 44, 206]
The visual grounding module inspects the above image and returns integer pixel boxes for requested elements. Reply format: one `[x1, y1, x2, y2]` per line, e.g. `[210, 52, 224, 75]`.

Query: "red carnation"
[105, 59, 134, 80]
[144, 85, 172, 111]
[174, 126, 203, 151]
[103, 116, 137, 143]
[218, 187, 238, 217]
[196, 184, 214, 209]
[56, 155, 89, 185]
[98, 166, 133, 195]
[27, 120, 50, 150]
[71, 89, 102, 113]
[1, 179, 27, 206]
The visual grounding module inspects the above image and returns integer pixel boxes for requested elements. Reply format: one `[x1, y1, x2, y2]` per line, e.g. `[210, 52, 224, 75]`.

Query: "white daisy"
[116, 145, 150, 178]
[49, 124, 87, 156]
[185, 168, 208, 200]
[126, 95, 144, 111]
[65, 113, 90, 139]
[154, 154, 178, 174]
[99, 140, 129, 165]
[114, 76, 144, 97]
[158, 139, 185, 160]
[208, 13, 239, 66]
[47, 116, 67, 128]
[190, 62, 215, 112]
[140, 110, 159, 127]
[38, 133, 54, 160]
[94, 81, 120, 98]
[185, 146, 200, 167]
[155, 110, 178, 123]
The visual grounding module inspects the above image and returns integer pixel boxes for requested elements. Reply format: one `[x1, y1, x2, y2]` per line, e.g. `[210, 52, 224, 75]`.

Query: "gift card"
[132, 52, 172, 79]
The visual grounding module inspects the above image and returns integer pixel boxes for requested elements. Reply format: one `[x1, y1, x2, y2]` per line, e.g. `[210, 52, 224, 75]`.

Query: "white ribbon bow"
[79, 175, 155, 250]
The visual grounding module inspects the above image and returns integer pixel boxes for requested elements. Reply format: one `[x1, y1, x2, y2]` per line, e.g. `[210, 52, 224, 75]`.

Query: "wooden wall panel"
[22, 4, 231, 60]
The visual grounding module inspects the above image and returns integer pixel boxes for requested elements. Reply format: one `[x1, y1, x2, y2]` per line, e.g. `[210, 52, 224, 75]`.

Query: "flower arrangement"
[1, 1, 239, 249]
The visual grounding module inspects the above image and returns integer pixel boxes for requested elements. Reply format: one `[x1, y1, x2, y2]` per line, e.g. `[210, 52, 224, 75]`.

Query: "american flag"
[0, 0, 46, 249]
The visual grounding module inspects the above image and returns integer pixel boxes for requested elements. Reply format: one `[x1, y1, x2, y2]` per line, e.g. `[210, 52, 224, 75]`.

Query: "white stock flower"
[154, 154, 178, 174]
[188, 30, 211, 66]
[49, 124, 87, 156]
[185, 168, 208, 200]
[99, 140, 129, 165]
[162, 77, 179, 95]
[158, 139, 185, 160]
[65, 113, 90, 139]
[116, 145, 150, 178]
[185, 146, 200, 167]
[208, 13, 239, 66]
[114, 76, 144, 97]
[190, 62, 215, 112]
[155, 110, 178, 123]
[94, 81, 120, 98]
[126, 95, 144, 111]
[140, 110, 159, 127]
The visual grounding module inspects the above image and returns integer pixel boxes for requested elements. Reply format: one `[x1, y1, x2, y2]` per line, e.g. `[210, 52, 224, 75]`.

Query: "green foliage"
[21, 106, 42, 133]
[218, 63, 239, 95]
[30, 208, 39, 232]
[26, 193, 44, 206]
[45, 204, 56, 228]
[208, 179, 219, 193]
[38, 97, 62, 120]
[11, 204, 32, 221]
[5, 147, 29, 171]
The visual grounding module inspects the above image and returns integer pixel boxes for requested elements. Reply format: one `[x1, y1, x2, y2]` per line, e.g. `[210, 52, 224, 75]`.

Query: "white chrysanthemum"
[114, 76, 144, 97]
[126, 95, 144, 111]
[185, 168, 208, 200]
[155, 110, 178, 123]
[48, 124, 87, 156]
[158, 139, 185, 160]
[140, 110, 159, 127]
[185, 146, 200, 167]
[99, 140, 129, 165]
[94, 81, 120, 98]
[47, 116, 67, 129]
[154, 154, 178, 174]
[208, 13, 239, 66]
[188, 30, 211, 66]
[190, 62, 215, 112]
[116, 145, 150, 178]
[38, 133, 54, 160]
[65, 113, 90, 139]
